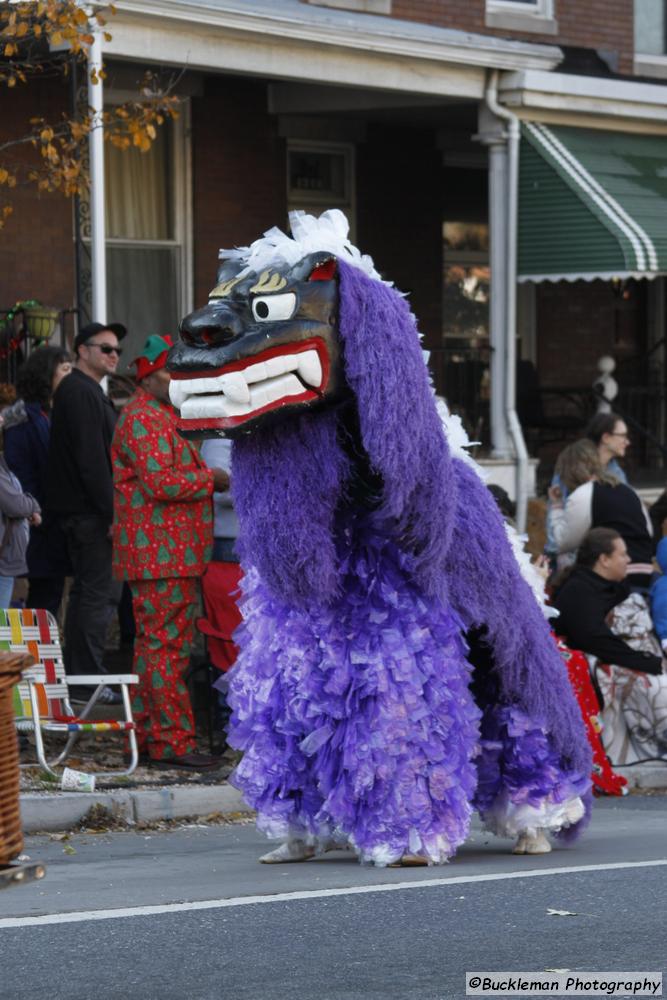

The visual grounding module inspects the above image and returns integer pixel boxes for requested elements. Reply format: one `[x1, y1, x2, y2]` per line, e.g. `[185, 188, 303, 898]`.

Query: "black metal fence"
[614, 384, 667, 471]
[430, 345, 667, 473]
[429, 345, 491, 446]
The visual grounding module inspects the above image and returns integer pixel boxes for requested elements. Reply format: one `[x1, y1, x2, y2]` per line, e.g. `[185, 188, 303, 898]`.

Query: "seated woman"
[486, 487, 627, 795]
[548, 439, 654, 589]
[552, 528, 667, 766]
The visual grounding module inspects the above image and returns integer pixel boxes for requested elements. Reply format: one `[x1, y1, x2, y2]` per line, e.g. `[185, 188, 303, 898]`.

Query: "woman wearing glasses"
[545, 412, 630, 568]
[585, 412, 631, 481]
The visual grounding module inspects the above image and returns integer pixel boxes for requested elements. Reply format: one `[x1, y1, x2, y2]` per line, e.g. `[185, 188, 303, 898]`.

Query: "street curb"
[20, 765, 667, 833]
[20, 783, 249, 833]
[615, 763, 667, 791]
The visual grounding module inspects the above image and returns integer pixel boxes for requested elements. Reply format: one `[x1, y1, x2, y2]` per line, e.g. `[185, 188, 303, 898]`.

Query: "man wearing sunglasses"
[46, 322, 127, 705]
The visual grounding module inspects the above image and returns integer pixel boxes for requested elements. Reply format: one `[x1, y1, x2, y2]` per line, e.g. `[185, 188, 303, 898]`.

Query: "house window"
[287, 141, 355, 235]
[634, 0, 667, 76]
[442, 223, 490, 350]
[488, 0, 552, 11]
[486, 0, 557, 34]
[436, 223, 491, 437]
[635, 0, 666, 55]
[102, 106, 191, 367]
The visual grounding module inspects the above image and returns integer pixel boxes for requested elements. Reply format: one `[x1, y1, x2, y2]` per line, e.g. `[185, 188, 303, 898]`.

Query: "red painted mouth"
[174, 337, 330, 432]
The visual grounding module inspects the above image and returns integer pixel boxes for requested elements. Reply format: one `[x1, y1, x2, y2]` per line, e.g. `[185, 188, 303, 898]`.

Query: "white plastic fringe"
[219, 209, 388, 286]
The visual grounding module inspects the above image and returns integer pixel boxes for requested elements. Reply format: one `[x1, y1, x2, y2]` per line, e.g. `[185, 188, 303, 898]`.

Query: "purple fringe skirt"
[474, 704, 589, 839]
[226, 517, 586, 864]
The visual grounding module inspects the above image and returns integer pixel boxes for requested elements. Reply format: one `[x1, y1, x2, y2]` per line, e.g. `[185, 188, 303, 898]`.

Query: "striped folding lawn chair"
[2, 608, 139, 778]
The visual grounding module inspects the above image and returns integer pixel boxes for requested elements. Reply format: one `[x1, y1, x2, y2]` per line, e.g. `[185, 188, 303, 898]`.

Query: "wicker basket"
[0, 652, 34, 867]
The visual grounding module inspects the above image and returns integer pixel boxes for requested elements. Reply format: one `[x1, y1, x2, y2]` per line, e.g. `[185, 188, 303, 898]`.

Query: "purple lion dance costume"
[170, 209, 591, 865]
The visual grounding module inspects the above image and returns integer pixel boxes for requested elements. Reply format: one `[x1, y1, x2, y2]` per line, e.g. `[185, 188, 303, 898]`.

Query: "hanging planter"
[23, 305, 59, 342]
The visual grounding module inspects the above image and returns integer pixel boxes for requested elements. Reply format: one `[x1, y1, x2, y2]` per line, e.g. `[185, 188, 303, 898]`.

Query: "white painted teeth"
[240, 349, 321, 385]
[169, 380, 188, 410]
[180, 373, 305, 420]
[297, 351, 322, 387]
[219, 372, 250, 404]
[172, 348, 323, 420]
[248, 373, 302, 411]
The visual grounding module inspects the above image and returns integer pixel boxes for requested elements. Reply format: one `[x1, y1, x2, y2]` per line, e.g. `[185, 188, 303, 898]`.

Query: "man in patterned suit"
[112, 335, 228, 770]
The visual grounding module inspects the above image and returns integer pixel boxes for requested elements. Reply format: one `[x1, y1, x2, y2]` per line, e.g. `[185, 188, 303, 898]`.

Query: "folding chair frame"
[23, 671, 139, 778]
[3, 609, 140, 779]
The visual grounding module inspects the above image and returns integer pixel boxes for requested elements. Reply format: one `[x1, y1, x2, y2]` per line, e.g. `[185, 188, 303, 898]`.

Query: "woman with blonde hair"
[549, 438, 653, 589]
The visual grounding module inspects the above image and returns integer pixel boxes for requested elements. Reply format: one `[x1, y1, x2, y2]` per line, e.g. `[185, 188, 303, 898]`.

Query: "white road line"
[2, 859, 667, 930]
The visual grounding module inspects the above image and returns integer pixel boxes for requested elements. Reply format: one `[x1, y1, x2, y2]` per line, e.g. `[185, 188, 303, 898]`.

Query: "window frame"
[286, 139, 356, 237]
[634, 0, 667, 77]
[101, 92, 193, 320]
[304, 0, 392, 13]
[442, 223, 490, 350]
[485, 0, 558, 35]
[80, 92, 193, 327]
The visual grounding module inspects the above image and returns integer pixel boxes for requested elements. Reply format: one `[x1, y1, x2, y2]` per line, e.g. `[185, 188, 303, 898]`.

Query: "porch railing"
[429, 345, 490, 447]
[430, 345, 667, 471]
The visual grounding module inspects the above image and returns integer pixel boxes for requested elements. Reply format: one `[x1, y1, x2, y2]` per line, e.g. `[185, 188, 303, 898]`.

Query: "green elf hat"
[133, 334, 174, 381]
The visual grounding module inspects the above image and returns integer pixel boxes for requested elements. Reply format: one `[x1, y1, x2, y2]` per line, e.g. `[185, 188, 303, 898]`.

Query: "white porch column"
[88, 20, 107, 322]
[476, 106, 511, 459]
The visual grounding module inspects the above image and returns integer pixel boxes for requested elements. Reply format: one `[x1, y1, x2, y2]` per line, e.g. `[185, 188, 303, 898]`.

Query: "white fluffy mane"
[435, 397, 486, 481]
[219, 209, 386, 284]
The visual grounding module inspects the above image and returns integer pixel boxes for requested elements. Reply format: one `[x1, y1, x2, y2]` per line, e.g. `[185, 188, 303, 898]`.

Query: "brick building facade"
[1, 0, 666, 495]
[391, 0, 635, 73]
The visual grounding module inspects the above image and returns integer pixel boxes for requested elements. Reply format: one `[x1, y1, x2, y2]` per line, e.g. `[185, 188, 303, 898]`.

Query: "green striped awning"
[518, 122, 667, 282]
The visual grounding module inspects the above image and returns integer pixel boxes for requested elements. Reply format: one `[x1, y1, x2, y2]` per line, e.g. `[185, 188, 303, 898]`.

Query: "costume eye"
[251, 292, 296, 322]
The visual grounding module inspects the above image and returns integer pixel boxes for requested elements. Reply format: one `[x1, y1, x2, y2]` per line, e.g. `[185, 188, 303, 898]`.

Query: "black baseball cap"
[74, 321, 127, 352]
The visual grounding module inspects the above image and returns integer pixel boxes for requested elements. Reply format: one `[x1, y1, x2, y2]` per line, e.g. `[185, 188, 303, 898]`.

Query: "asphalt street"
[1, 796, 665, 1000]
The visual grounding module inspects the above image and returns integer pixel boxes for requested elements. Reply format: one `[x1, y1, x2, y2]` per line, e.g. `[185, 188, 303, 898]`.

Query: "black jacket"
[553, 566, 663, 675]
[591, 482, 653, 566]
[46, 369, 118, 521]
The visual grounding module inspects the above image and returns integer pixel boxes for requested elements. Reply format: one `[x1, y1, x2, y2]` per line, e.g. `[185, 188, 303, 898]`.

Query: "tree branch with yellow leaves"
[0, 1, 179, 227]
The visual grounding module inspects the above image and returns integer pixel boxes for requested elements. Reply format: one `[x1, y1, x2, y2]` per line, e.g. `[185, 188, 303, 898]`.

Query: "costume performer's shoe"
[259, 840, 316, 863]
[512, 830, 552, 855]
[259, 838, 349, 863]
[388, 854, 430, 867]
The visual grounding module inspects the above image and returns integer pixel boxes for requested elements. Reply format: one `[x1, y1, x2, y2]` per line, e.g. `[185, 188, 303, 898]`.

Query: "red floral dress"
[555, 636, 628, 796]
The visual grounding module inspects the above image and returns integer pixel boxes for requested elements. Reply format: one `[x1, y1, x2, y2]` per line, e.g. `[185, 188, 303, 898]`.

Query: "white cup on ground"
[61, 767, 96, 792]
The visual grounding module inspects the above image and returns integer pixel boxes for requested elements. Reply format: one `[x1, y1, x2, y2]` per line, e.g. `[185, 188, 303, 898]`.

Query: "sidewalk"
[20, 780, 249, 833]
[17, 629, 247, 831]
[19, 712, 248, 832]
[19, 762, 667, 834]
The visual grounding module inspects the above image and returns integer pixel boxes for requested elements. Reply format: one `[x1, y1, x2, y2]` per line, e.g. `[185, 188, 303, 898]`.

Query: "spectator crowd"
[544, 412, 667, 773]
[0, 330, 666, 783]
[0, 323, 240, 772]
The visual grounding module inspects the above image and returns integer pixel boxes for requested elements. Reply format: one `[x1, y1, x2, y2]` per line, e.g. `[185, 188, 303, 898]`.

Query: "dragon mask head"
[169, 210, 455, 606]
[168, 210, 386, 438]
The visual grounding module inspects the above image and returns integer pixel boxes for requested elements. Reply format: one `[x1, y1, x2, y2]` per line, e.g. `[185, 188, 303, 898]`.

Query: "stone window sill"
[485, 9, 558, 35]
[304, 0, 392, 14]
[634, 54, 667, 80]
